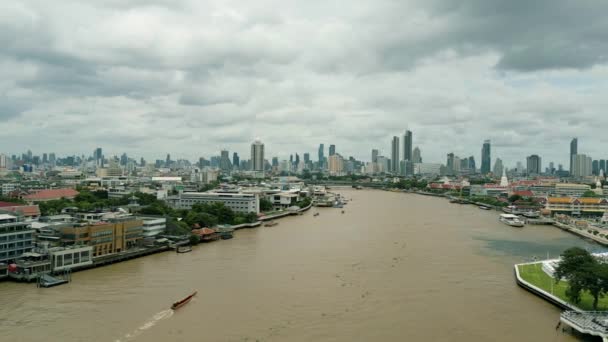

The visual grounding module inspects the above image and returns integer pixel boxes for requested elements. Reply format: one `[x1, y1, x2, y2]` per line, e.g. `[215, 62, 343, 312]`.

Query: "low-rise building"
[23, 188, 79, 203]
[173, 192, 260, 214]
[0, 202, 41, 221]
[137, 216, 167, 237]
[48, 246, 93, 272]
[545, 197, 608, 216]
[554, 183, 591, 197]
[0, 214, 34, 264]
[61, 218, 143, 258]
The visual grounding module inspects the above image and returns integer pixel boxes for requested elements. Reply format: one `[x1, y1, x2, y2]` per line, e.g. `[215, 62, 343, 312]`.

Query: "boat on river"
[478, 205, 492, 210]
[264, 221, 278, 227]
[171, 291, 197, 310]
[499, 214, 525, 227]
[176, 245, 192, 253]
[314, 213, 319, 217]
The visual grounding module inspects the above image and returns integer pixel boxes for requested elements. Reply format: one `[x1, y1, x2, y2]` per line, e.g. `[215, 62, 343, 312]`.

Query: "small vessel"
[314, 213, 320, 217]
[522, 211, 540, 218]
[171, 291, 197, 310]
[220, 232, 233, 240]
[341, 210, 345, 214]
[499, 214, 525, 227]
[478, 205, 492, 210]
[264, 221, 278, 227]
[176, 245, 192, 253]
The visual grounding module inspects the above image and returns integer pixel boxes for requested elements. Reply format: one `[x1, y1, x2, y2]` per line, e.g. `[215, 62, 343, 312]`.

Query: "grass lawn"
[518, 263, 608, 311]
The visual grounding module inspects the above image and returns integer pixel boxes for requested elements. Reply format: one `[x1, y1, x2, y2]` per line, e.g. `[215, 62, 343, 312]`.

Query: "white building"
[571, 154, 593, 177]
[414, 163, 442, 176]
[137, 216, 167, 237]
[174, 192, 260, 214]
[1, 183, 18, 196]
[48, 246, 93, 272]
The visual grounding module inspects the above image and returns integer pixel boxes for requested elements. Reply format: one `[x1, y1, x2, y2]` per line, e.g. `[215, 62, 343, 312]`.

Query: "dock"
[37, 274, 69, 288]
[526, 218, 555, 225]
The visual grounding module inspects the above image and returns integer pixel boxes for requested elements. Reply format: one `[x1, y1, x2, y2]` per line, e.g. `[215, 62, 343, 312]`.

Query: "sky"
[2, 0, 608, 168]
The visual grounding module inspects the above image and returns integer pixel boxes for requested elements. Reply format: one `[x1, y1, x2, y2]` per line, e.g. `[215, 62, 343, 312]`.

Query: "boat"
[478, 205, 492, 210]
[176, 245, 192, 253]
[341, 210, 345, 214]
[314, 213, 319, 217]
[522, 211, 541, 218]
[264, 221, 278, 227]
[499, 214, 525, 227]
[220, 231, 233, 240]
[171, 291, 197, 310]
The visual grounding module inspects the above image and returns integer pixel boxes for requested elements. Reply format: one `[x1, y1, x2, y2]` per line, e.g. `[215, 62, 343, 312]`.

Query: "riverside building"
[0, 214, 34, 264]
[173, 192, 260, 214]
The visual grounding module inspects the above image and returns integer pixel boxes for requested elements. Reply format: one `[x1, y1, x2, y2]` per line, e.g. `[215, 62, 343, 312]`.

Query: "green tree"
[189, 234, 200, 245]
[582, 190, 599, 198]
[554, 247, 607, 309]
[260, 198, 273, 211]
[508, 194, 522, 203]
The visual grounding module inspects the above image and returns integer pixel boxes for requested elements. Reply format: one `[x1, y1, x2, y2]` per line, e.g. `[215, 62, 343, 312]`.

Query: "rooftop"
[23, 188, 79, 201]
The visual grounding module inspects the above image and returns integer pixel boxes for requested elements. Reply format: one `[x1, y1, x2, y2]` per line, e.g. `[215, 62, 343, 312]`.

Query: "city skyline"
[2, 2, 608, 166]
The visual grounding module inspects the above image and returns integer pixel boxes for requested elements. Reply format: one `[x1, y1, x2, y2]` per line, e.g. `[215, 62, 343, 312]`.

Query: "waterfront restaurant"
[544, 197, 608, 216]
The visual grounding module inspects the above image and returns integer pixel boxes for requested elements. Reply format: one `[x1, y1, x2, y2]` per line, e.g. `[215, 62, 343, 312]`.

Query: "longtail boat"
[171, 291, 197, 310]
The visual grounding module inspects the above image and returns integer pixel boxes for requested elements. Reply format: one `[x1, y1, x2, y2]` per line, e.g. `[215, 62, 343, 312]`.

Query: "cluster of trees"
[0, 196, 26, 205]
[555, 247, 608, 310]
[470, 196, 508, 207]
[260, 198, 273, 212]
[183, 203, 257, 228]
[392, 178, 428, 190]
[38, 190, 132, 216]
[295, 197, 312, 208]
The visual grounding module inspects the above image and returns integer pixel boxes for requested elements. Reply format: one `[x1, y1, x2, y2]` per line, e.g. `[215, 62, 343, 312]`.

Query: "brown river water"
[1, 189, 605, 342]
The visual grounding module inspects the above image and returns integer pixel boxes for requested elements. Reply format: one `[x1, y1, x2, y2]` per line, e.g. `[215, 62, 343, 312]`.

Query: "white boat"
[499, 214, 525, 227]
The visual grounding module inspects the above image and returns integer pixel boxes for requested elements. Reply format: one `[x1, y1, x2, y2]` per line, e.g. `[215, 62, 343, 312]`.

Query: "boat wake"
[115, 309, 174, 342]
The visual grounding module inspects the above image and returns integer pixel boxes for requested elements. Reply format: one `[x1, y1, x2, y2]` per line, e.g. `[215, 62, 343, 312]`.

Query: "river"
[1, 189, 605, 341]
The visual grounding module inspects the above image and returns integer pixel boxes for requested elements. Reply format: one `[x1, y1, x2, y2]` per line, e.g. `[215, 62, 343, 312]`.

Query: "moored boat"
[176, 245, 192, 253]
[499, 214, 525, 227]
[264, 221, 278, 227]
[171, 291, 197, 310]
[478, 205, 492, 210]
[220, 232, 233, 240]
[314, 213, 320, 217]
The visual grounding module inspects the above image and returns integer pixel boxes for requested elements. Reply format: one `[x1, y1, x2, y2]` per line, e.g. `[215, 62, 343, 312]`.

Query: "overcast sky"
[2, 0, 608, 167]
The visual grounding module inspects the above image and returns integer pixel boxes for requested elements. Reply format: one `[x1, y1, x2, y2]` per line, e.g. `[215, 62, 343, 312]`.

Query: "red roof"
[0, 202, 40, 217]
[0, 201, 22, 207]
[192, 228, 216, 235]
[23, 188, 79, 201]
[513, 190, 534, 197]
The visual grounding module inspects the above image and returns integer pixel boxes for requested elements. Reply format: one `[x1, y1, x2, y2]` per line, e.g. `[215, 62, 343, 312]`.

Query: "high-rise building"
[403, 130, 413, 162]
[391, 136, 400, 174]
[251, 139, 265, 171]
[446, 153, 455, 175]
[0, 154, 7, 169]
[328, 154, 344, 175]
[592, 160, 599, 176]
[49, 153, 56, 165]
[600, 160, 607, 175]
[233, 153, 240, 169]
[318, 144, 325, 167]
[295, 153, 300, 166]
[165, 153, 171, 166]
[220, 150, 231, 171]
[371, 149, 379, 163]
[271, 157, 279, 167]
[42, 153, 48, 164]
[526, 155, 542, 175]
[120, 153, 128, 166]
[481, 140, 491, 174]
[329, 145, 336, 156]
[571, 154, 592, 177]
[94, 147, 103, 167]
[412, 147, 421, 163]
[493, 158, 504, 176]
[570, 138, 578, 174]
[303, 153, 310, 164]
[468, 156, 476, 171]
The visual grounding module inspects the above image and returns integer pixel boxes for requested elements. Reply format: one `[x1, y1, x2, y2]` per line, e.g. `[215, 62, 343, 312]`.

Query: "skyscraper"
[526, 155, 542, 175]
[271, 157, 279, 167]
[318, 144, 324, 165]
[403, 130, 413, 162]
[592, 160, 600, 176]
[0, 154, 7, 169]
[303, 153, 310, 164]
[570, 138, 578, 174]
[94, 147, 103, 166]
[233, 152, 240, 169]
[600, 160, 607, 174]
[166, 153, 171, 167]
[220, 150, 231, 171]
[493, 158, 504, 176]
[446, 153, 455, 175]
[468, 156, 476, 171]
[329, 145, 336, 156]
[251, 139, 265, 171]
[391, 136, 400, 174]
[572, 154, 592, 177]
[481, 140, 491, 174]
[412, 147, 421, 163]
[371, 149, 379, 163]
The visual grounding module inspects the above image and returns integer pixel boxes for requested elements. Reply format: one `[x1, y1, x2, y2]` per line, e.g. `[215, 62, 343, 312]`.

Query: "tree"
[554, 247, 608, 309]
[508, 194, 522, 203]
[582, 190, 599, 198]
[189, 234, 200, 245]
[260, 198, 273, 212]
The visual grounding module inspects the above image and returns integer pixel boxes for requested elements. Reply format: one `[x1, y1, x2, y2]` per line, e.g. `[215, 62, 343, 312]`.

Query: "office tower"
[549, 162, 555, 174]
[295, 153, 300, 166]
[481, 140, 491, 174]
[140, 157, 146, 166]
[120, 153, 128, 166]
[220, 150, 231, 171]
[0, 154, 6, 169]
[328, 154, 344, 175]
[600, 160, 606, 174]
[166, 153, 171, 166]
[446, 153, 455, 175]
[233, 153, 240, 169]
[318, 144, 324, 166]
[371, 149, 379, 163]
[251, 139, 265, 171]
[42, 153, 48, 164]
[570, 138, 578, 174]
[412, 147, 421, 163]
[526, 155, 542, 175]
[329, 144, 336, 156]
[493, 158, 504, 176]
[592, 160, 599, 176]
[468, 156, 476, 171]
[271, 157, 279, 167]
[572, 154, 592, 177]
[49, 153, 56, 165]
[303, 153, 310, 164]
[94, 147, 103, 167]
[391, 136, 400, 174]
[403, 130, 413, 162]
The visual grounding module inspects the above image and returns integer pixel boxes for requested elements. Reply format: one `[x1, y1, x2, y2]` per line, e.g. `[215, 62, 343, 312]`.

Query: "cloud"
[1, 0, 608, 168]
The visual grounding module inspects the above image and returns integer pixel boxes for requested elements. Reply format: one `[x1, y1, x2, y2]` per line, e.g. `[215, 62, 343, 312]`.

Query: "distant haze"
[1, 1, 608, 166]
